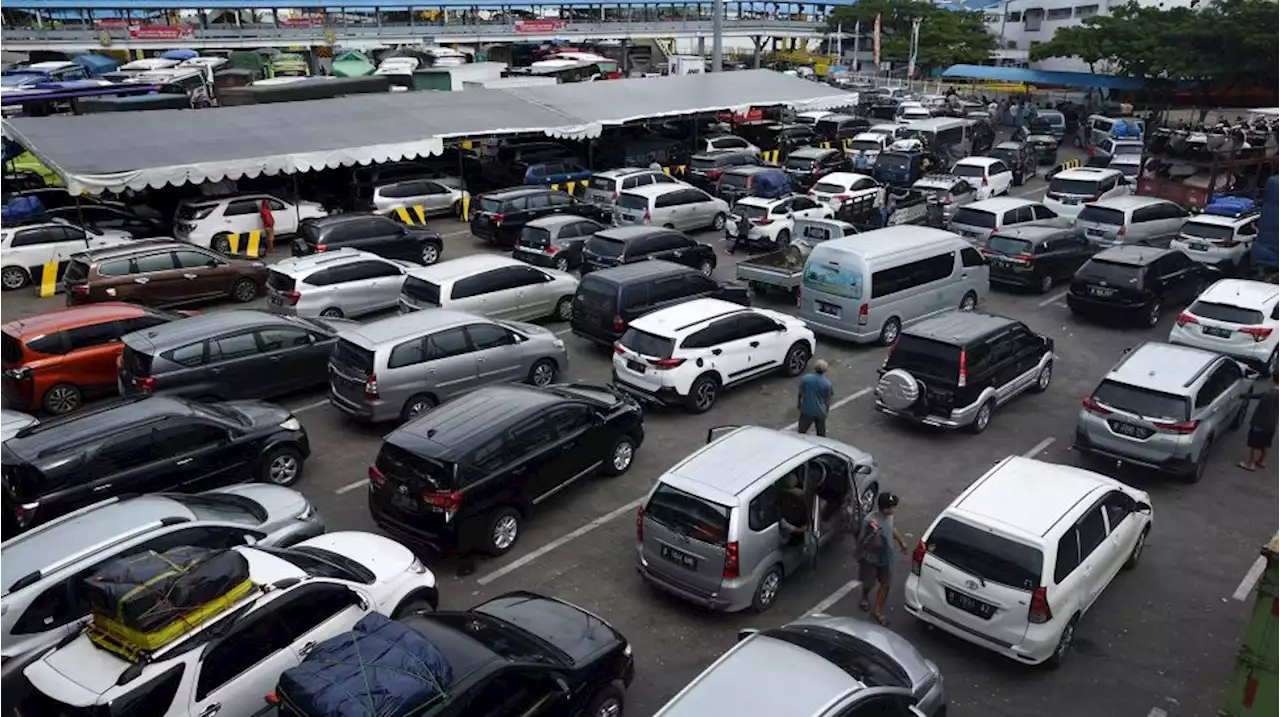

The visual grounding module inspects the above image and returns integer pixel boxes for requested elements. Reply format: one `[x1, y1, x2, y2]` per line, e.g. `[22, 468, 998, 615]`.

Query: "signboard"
[514, 19, 567, 33]
[281, 17, 322, 27]
[128, 25, 195, 40]
[93, 19, 131, 29]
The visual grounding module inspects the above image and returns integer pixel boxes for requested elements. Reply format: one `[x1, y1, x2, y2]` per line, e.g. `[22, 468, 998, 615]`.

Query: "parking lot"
[2, 159, 1272, 717]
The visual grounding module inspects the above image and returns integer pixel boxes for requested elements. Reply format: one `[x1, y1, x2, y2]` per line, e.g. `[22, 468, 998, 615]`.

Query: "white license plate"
[1086, 228, 1105, 236]
[1186, 242, 1209, 251]
[1063, 198, 1080, 206]
[269, 295, 283, 306]
[1203, 326, 1232, 338]
[816, 301, 840, 317]
[626, 359, 647, 374]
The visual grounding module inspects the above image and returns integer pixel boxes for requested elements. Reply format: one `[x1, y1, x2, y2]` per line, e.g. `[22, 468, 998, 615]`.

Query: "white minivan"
[904, 456, 1153, 668]
[798, 226, 990, 345]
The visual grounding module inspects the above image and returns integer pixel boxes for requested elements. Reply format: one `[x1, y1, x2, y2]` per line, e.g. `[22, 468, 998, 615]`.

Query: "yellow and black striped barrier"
[219, 231, 264, 258]
[391, 205, 430, 226]
[763, 149, 781, 164]
[1058, 158, 1082, 172]
[661, 165, 688, 177]
[459, 195, 471, 220]
[36, 261, 59, 298]
[549, 180, 580, 195]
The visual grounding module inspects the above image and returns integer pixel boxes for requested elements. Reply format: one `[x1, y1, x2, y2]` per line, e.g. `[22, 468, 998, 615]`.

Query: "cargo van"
[798, 226, 990, 344]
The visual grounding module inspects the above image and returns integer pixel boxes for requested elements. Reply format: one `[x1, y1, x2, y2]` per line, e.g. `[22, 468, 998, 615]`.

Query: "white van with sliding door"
[903, 456, 1154, 668]
[797, 226, 990, 345]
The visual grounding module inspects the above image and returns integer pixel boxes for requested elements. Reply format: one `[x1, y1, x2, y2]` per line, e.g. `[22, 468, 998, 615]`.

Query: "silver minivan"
[266, 248, 413, 318]
[399, 254, 580, 322]
[637, 425, 879, 613]
[371, 177, 468, 216]
[799, 226, 991, 345]
[1075, 196, 1190, 248]
[328, 309, 570, 422]
[582, 167, 680, 207]
[948, 197, 1058, 245]
[614, 184, 730, 233]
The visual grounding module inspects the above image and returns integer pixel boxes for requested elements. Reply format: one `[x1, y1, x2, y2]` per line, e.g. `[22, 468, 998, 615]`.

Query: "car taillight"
[1028, 586, 1052, 624]
[612, 191, 619, 201]
[284, 290, 301, 306]
[12, 501, 38, 528]
[493, 213, 506, 224]
[812, 166, 822, 175]
[70, 284, 88, 295]
[546, 244, 560, 255]
[1176, 312, 1199, 327]
[613, 341, 626, 355]
[1153, 419, 1199, 434]
[1046, 191, 1062, 200]
[1082, 195, 1100, 203]
[857, 303, 869, 326]
[957, 349, 967, 388]
[1216, 238, 1240, 248]
[981, 176, 988, 187]
[368, 465, 386, 488]
[315, 243, 328, 252]
[636, 506, 644, 541]
[642, 209, 651, 225]
[1115, 227, 1125, 240]
[137, 376, 156, 392]
[1081, 396, 1111, 415]
[1013, 253, 1034, 264]
[423, 490, 464, 518]
[364, 373, 379, 398]
[612, 315, 626, 331]
[1087, 146, 1096, 155]
[723, 541, 740, 579]
[1241, 326, 1274, 342]
[707, 169, 723, 179]
[756, 218, 773, 226]
[941, 195, 953, 205]
[835, 194, 852, 202]
[911, 539, 926, 576]
[648, 357, 686, 369]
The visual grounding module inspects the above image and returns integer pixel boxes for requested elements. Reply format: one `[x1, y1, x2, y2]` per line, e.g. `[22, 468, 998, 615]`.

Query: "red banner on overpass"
[514, 20, 567, 34]
[128, 25, 196, 40]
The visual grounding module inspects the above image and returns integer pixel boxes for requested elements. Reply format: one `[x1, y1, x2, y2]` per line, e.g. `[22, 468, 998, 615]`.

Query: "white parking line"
[555, 327, 575, 336]
[1010, 185, 1047, 199]
[1022, 437, 1056, 458]
[476, 498, 646, 586]
[288, 398, 330, 414]
[803, 578, 863, 617]
[783, 386, 874, 431]
[335, 478, 368, 495]
[439, 229, 473, 238]
[1037, 290, 1069, 308]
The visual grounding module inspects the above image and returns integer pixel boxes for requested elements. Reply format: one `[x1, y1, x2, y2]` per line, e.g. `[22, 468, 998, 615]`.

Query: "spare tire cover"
[877, 369, 919, 411]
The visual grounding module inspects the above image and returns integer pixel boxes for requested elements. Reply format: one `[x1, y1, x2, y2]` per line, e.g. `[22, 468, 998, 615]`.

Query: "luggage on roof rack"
[1204, 196, 1260, 218]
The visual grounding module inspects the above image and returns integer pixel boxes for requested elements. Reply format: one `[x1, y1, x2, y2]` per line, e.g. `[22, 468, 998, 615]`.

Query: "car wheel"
[960, 291, 978, 311]
[527, 358, 558, 387]
[752, 565, 783, 612]
[1145, 300, 1162, 327]
[260, 445, 304, 486]
[585, 685, 625, 717]
[1045, 615, 1079, 669]
[783, 341, 811, 377]
[1031, 360, 1053, 393]
[1, 266, 30, 291]
[1269, 349, 1278, 377]
[391, 596, 435, 618]
[712, 212, 726, 231]
[212, 234, 232, 254]
[320, 307, 344, 318]
[602, 435, 637, 476]
[486, 507, 521, 556]
[451, 200, 463, 219]
[663, 224, 676, 229]
[775, 229, 791, 249]
[421, 243, 441, 265]
[1185, 443, 1210, 484]
[698, 259, 714, 276]
[685, 374, 720, 413]
[399, 393, 437, 423]
[42, 383, 82, 415]
[968, 399, 995, 434]
[554, 256, 571, 272]
[231, 278, 258, 303]
[878, 317, 901, 346]
[1037, 273, 1054, 294]
[553, 296, 574, 321]
[1123, 526, 1149, 570]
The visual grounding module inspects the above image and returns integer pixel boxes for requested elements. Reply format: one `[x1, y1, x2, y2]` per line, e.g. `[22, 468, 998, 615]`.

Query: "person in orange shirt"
[259, 199, 276, 252]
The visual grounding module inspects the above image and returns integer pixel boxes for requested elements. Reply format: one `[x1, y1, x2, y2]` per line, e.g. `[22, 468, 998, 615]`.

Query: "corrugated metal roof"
[941, 64, 1146, 92]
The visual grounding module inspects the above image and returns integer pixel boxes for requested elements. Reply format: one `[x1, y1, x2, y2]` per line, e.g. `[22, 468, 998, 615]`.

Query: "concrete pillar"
[697, 36, 705, 56]
[752, 35, 763, 68]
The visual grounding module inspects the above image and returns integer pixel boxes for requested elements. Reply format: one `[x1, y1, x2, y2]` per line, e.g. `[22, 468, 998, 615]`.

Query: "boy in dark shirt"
[1239, 373, 1278, 471]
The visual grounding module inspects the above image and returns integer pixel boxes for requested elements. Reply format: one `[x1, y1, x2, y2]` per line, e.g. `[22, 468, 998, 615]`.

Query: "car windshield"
[733, 204, 768, 220]
[402, 277, 441, 306]
[1112, 143, 1144, 156]
[169, 493, 266, 524]
[812, 181, 846, 195]
[1077, 206, 1125, 225]
[951, 207, 997, 228]
[952, 164, 986, 179]
[989, 149, 1018, 165]
[615, 194, 648, 211]
[429, 613, 567, 665]
[620, 327, 675, 358]
[926, 517, 1043, 591]
[332, 339, 375, 374]
[1180, 222, 1235, 241]
[645, 483, 730, 547]
[266, 271, 295, 292]
[719, 173, 749, 189]
[1189, 300, 1265, 326]
[1092, 379, 1188, 421]
[849, 139, 882, 152]
[889, 335, 960, 381]
[588, 176, 614, 191]
[784, 157, 815, 170]
[585, 234, 627, 257]
[479, 197, 505, 213]
[1, 73, 46, 87]
[175, 204, 216, 221]
[257, 546, 375, 584]
[876, 153, 911, 171]
[689, 157, 719, 170]
[1050, 178, 1102, 196]
[986, 235, 1033, 255]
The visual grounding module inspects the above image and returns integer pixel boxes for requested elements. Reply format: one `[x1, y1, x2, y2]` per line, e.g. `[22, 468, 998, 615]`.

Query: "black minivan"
[368, 383, 644, 556]
[569, 260, 750, 346]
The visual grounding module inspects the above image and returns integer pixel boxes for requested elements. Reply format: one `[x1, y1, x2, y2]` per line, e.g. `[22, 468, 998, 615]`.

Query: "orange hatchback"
[1, 303, 188, 415]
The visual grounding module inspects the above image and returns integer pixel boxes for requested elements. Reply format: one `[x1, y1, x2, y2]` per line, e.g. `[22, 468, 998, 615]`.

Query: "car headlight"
[280, 416, 302, 431]
[553, 339, 565, 349]
[297, 503, 316, 520]
[408, 557, 428, 574]
[623, 642, 633, 658]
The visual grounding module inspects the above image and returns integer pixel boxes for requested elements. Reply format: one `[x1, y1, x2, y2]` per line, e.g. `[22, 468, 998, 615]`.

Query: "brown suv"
[63, 240, 269, 308]
[2, 303, 187, 414]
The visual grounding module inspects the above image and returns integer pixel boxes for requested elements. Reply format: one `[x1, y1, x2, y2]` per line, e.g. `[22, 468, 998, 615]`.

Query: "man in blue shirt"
[797, 359, 833, 437]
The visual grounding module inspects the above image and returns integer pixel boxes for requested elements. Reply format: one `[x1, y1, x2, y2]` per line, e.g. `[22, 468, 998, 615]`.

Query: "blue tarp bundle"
[1, 196, 46, 224]
[1254, 176, 1278, 269]
[72, 54, 120, 77]
[160, 49, 199, 61]
[749, 169, 791, 198]
[277, 613, 453, 717]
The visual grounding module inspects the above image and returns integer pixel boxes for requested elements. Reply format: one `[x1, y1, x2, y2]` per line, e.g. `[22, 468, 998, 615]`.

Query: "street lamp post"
[712, 0, 724, 72]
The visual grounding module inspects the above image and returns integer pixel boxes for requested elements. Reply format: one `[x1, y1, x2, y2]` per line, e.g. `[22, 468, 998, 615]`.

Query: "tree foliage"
[827, 0, 996, 72]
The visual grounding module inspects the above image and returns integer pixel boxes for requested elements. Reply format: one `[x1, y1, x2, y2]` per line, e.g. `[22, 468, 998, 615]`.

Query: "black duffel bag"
[84, 546, 250, 633]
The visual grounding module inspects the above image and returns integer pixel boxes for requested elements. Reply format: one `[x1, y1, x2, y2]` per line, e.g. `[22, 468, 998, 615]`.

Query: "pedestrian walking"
[796, 358, 832, 436]
[858, 492, 908, 626]
[259, 198, 276, 252]
[987, 99, 998, 118]
[729, 211, 751, 254]
[1239, 372, 1278, 472]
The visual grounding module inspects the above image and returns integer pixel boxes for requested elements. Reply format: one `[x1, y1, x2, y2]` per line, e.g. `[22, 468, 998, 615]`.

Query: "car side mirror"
[737, 628, 759, 642]
[1136, 501, 1152, 514]
[552, 676, 571, 695]
[1243, 367, 1261, 381]
[855, 464, 874, 475]
[242, 533, 259, 547]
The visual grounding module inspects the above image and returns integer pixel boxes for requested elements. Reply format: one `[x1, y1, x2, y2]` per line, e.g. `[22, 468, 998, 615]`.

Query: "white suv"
[20, 532, 438, 717]
[1170, 279, 1279, 376]
[174, 194, 327, 252]
[904, 456, 1153, 668]
[1169, 212, 1260, 274]
[1, 220, 134, 291]
[611, 298, 815, 413]
[726, 194, 834, 249]
[1043, 167, 1130, 220]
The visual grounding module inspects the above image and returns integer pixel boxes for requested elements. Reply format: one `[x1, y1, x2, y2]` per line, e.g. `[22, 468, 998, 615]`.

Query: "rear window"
[479, 197, 505, 213]
[332, 339, 375, 374]
[1112, 143, 1143, 156]
[1078, 259, 1142, 285]
[689, 157, 718, 170]
[619, 328, 674, 359]
[585, 235, 627, 258]
[951, 207, 997, 229]
[519, 226, 552, 249]
[615, 194, 648, 211]
[645, 483, 730, 547]
[952, 164, 986, 179]
[876, 153, 911, 171]
[588, 176, 614, 191]
[266, 271, 295, 292]
[2, 331, 23, 364]
[926, 517, 1043, 591]
[1188, 300, 1265, 326]
[123, 345, 154, 377]
[985, 235, 1032, 255]
[889, 335, 960, 381]
[719, 173, 749, 189]
[1180, 222, 1235, 241]
[1077, 206, 1125, 225]
[575, 276, 617, 312]
[1092, 379, 1188, 421]
[376, 442, 457, 491]
[733, 204, 768, 220]
[176, 203, 215, 221]
[1049, 177, 1102, 196]
[849, 139, 882, 152]
[402, 277, 441, 306]
[812, 181, 846, 195]
[784, 156, 815, 170]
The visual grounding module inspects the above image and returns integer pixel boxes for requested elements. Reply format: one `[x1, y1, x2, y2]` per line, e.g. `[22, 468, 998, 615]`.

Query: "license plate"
[1186, 242, 1209, 251]
[1063, 198, 1080, 205]
[1086, 228, 1104, 236]
[1089, 286, 1115, 297]
[945, 588, 996, 619]
[391, 491, 418, 512]
[660, 544, 698, 569]
[1110, 421, 1152, 439]
[816, 301, 840, 317]
[626, 359, 647, 374]
[269, 295, 283, 306]
[1203, 326, 1232, 338]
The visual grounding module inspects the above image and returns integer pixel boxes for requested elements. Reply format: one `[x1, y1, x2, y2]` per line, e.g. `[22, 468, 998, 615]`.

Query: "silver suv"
[266, 248, 413, 319]
[1074, 341, 1256, 482]
[582, 167, 680, 207]
[1075, 196, 1189, 248]
[0, 487, 322, 692]
[636, 425, 879, 613]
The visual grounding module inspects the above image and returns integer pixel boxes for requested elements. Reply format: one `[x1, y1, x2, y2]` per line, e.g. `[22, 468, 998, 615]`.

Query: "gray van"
[327, 309, 570, 423]
[948, 197, 1059, 245]
[582, 167, 679, 207]
[1074, 196, 1189, 248]
[799, 226, 990, 344]
[636, 425, 879, 613]
[614, 184, 730, 232]
[398, 254, 580, 322]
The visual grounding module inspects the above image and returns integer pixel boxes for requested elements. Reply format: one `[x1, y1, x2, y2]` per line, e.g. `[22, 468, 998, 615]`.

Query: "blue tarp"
[276, 613, 453, 717]
[160, 49, 199, 61]
[1255, 176, 1278, 269]
[941, 64, 1146, 92]
[71, 54, 119, 76]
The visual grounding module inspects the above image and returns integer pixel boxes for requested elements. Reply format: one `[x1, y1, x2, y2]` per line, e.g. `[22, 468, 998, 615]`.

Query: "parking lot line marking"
[1038, 290, 1069, 308]
[783, 386, 873, 431]
[1147, 708, 1168, 717]
[803, 578, 863, 617]
[335, 478, 368, 495]
[288, 398, 329, 414]
[555, 327, 574, 336]
[476, 497, 646, 586]
[439, 229, 472, 238]
[1233, 555, 1270, 601]
[1022, 437, 1056, 458]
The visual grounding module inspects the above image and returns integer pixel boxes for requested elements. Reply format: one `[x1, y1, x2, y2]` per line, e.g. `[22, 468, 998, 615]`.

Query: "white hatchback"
[1169, 279, 1279, 376]
[726, 194, 834, 248]
[807, 171, 882, 212]
[611, 298, 815, 413]
[950, 157, 1014, 198]
[1169, 212, 1260, 274]
[904, 456, 1153, 668]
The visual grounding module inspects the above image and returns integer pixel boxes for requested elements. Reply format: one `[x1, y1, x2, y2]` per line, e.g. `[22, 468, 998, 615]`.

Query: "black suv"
[874, 312, 1055, 434]
[987, 141, 1038, 186]
[570, 260, 750, 346]
[579, 226, 718, 276]
[369, 383, 643, 556]
[0, 396, 310, 537]
[782, 147, 852, 190]
[686, 149, 761, 192]
[1067, 246, 1218, 327]
[292, 214, 444, 266]
[984, 222, 1097, 294]
[470, 187, 609, 247]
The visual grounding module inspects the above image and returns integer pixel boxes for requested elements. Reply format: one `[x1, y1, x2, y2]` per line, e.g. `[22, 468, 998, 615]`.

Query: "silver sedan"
[373, 177, 470, 217]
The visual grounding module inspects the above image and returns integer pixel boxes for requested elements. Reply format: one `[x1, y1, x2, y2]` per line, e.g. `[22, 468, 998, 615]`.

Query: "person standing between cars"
[858, 492, 908, 626]
[1239, 372, 1278, 472]
[259, 198, 276, 252]
[797, 359, 832, 436]
[729, 209, 752, 254]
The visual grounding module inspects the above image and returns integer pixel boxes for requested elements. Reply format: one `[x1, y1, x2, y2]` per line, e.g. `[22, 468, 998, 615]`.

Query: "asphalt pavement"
[2, 155, 1273, 717]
